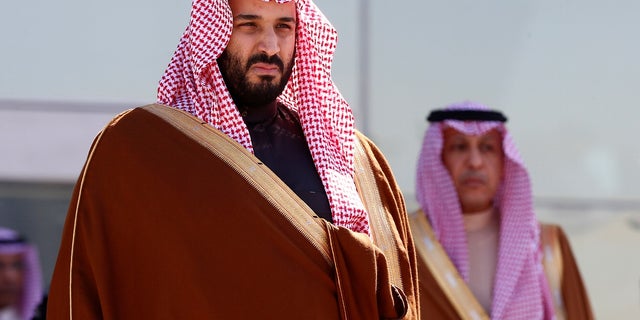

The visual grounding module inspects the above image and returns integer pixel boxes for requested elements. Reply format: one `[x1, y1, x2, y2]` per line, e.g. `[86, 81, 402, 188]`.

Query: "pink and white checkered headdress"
[0, 227, 42, 320]
[157, 0, 369, 234]
[415, 101, 554, 319]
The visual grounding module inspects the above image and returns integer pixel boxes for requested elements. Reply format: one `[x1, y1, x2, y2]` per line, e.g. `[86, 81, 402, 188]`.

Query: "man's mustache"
[246, 54, 285, 71]
[459, 171, 487, 184]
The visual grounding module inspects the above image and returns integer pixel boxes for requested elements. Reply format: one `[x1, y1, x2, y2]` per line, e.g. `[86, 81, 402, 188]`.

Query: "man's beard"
[217, 51, 293, 108]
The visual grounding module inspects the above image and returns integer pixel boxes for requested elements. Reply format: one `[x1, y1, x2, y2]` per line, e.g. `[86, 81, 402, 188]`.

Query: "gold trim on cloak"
[144, 104, 332, 262]
[410, 209, 490, 320]
[541, 223, 567, 320]
[352, 136, 405, 290]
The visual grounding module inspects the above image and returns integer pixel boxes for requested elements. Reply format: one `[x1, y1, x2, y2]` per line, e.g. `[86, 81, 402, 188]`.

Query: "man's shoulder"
[354, 130, 385, 158]
[354, 129, 373, 145]
[98, 104, 165, 131]
[106, 104, 193, 125]
[538, 222, 568, 238]
[100, 104, 217, 138]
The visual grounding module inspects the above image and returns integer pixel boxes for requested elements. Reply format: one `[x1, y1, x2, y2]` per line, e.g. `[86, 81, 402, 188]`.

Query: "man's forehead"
[442, 127, 502, 140]
[229, 0, 296, 17]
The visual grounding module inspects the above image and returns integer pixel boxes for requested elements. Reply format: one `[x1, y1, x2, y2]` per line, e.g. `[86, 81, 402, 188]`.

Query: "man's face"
[442, 127, 504, 213]
[218, 0, 297, 108]
[0, 253, 25, 309]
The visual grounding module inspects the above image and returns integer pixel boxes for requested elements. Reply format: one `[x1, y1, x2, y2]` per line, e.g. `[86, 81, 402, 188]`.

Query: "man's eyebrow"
[235, 14, 260, 21]
[279, 17, 296, 23]
[234, 14, 296, 23]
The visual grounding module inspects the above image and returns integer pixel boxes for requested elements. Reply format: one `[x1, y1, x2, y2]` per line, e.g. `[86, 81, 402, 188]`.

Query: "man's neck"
[462, 207, 496, 232]
[238, 101, 279, 124]
[463, 206, 500, 314]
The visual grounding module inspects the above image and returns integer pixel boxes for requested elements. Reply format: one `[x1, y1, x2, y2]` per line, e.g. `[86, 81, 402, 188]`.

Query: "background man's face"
[218, 0, 297, 107]
[441, 127, 504, 213]
[0, 253, 25, 309]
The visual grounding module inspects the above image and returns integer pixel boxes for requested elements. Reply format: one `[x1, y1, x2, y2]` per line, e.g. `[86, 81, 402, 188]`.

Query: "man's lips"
[461, 175, 486, 187]
[250, 63, 281, 75]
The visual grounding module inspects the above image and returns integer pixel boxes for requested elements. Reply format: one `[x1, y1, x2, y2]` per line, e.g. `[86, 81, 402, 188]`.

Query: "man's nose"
[258, 28, 280, 57]
[468, 147, 484, 168]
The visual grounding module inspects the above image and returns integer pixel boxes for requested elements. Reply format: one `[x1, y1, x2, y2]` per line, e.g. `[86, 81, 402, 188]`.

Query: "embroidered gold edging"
[325, 223, 349, 319]
[352, 136, 404, 289]
[541, 223, 567, 320]
[142, 104, 331, 263]
[68, 109, 135, 319]
[409, 209, 489, 320]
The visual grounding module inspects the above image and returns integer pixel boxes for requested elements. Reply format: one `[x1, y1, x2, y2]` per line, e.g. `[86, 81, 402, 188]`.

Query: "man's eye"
[237, 22, 257, 28]
[481, 144, 497, 152]
[277, 23, 294, 30]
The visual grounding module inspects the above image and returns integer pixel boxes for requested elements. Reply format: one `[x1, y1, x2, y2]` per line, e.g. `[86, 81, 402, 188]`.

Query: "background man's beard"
[218, 51, 293, 108]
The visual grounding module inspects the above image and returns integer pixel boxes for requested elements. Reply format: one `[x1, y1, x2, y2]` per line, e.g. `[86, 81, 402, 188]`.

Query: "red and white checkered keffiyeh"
[157, 0, 369, 234]
[415, 101, 555, 319]
[0, 227, 42, 320]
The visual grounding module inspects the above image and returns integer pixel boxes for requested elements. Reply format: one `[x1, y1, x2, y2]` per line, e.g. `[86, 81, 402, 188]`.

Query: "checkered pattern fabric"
[415, 101, 555, 319]
[157, 0, 369, 234]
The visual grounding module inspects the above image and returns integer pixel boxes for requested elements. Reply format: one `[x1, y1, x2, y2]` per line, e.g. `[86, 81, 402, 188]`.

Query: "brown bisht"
[410, 210, 594, 320]
[47, 104, 419, 319]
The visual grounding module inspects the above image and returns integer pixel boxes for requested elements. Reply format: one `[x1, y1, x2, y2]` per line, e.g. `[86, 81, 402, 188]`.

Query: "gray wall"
[3, 0, 637, 201]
